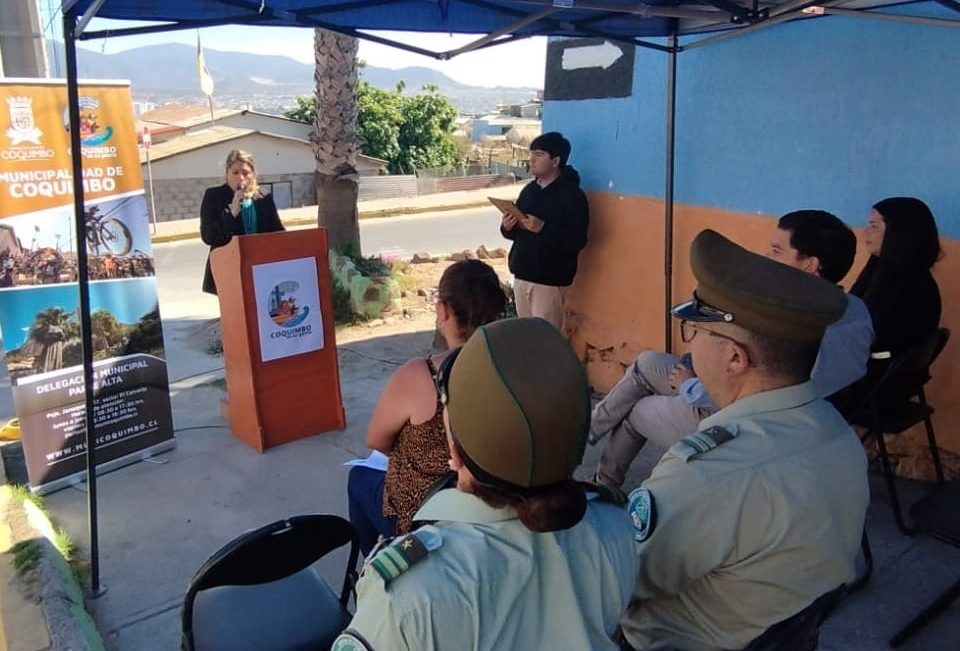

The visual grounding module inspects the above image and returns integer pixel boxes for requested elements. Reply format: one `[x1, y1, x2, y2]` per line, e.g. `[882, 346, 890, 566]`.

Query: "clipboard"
[488, 196, 525, 221]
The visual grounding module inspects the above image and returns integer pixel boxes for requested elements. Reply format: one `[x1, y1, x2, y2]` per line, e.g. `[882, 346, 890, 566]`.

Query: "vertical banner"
[0, 79, 175, 493]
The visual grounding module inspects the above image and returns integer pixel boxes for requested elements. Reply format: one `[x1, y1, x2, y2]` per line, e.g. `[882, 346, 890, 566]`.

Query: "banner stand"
[38, 439, 176, 496]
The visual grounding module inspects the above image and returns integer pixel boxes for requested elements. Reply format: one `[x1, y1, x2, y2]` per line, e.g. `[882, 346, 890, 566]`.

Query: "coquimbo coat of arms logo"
[252, 257, 325, 362]
[5, 96, 43, 146]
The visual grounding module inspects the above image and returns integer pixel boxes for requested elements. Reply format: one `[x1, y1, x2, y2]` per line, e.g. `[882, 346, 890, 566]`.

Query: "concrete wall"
[144, 173, 315, 222]
[0, 0, 47, 77]
[545, 6, 960, 460]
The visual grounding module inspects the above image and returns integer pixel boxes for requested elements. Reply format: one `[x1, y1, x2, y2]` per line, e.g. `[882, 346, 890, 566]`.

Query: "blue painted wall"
[544, 5, 960, 237]
[543, 46, 667, 199]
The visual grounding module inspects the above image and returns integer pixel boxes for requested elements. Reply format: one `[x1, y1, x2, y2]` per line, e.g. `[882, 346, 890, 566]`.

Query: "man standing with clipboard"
[496, 132, 589, 329]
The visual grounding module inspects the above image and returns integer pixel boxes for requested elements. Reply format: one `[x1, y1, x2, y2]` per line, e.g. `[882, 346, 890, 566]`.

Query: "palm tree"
[26, 306, 75, 372]
[312, 28, 361, 251]
[91, 309, 122, 353]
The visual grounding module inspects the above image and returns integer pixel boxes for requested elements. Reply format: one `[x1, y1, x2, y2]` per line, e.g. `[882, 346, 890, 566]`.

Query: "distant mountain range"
[60, 42, 539, 115]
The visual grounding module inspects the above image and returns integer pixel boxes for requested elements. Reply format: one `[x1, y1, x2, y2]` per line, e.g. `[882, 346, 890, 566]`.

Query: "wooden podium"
[211, 229, 345, 451]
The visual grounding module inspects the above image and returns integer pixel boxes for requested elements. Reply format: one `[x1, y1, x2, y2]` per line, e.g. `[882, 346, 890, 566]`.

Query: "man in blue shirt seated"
[591, 210, 874, 487]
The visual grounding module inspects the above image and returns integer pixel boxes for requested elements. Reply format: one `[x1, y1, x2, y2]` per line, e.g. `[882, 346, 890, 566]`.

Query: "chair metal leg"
[920, 409, 945, 485]
[848, 530, 873, 593]
[874, 430, 918, 536]
[889, 576, 960, 647]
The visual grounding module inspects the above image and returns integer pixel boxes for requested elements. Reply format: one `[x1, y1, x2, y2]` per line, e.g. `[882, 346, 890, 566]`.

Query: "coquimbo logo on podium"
[252, 257, 325, 362]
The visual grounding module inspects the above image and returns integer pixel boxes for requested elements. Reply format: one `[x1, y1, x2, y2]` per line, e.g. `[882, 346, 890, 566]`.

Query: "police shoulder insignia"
[674, 424, 738, 461]
[627, 487, 657, 542]
[332, 630, 374, 650]
[369, 526, 442, 585]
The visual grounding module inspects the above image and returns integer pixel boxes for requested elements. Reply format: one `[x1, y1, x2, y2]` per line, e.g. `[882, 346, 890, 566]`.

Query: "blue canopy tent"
[60, 0, 960, 594]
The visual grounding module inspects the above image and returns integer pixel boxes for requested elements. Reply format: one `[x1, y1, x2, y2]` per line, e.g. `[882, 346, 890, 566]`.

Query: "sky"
[76, 21, 548, 89]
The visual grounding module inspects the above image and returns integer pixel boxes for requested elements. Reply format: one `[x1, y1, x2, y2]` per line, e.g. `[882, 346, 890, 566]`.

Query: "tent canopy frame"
[58, 0, 960, 596]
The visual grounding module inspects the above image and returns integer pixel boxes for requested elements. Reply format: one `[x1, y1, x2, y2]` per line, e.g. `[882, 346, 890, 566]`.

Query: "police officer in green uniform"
[618, 229, 870, 651]
[333, 318, 638, 651]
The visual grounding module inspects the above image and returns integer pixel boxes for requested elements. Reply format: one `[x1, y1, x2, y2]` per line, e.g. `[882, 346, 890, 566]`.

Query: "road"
[151, 205, 510, 319]
[356, 205, 507, 257]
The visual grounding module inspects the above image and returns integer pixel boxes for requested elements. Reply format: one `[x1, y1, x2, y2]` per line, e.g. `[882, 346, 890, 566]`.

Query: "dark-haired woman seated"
[848, 196, 942, 406]
[347, 259, 507, 554]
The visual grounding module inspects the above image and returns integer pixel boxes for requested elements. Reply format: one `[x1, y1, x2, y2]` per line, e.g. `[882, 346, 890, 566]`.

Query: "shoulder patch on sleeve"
[627, 487, 657, 542]
[332, 630, 374, 650]
[674, 424, 738, 461]
[368, 526, 442, 585]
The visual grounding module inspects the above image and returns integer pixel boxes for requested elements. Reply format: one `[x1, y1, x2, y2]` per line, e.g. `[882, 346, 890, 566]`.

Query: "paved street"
[359, 206, 509, 258]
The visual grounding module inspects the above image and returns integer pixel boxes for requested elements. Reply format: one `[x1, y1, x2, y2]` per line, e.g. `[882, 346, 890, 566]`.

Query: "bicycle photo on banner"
[0, 79, 175, 493]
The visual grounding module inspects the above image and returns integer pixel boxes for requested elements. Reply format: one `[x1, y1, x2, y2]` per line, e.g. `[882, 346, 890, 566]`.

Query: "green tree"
[283, 96, 316, 124]
[395, 86, 459, 174]
[90, 309, 121, 353]
[27, 306, 76, 372]
[356, 82, 403, 170]
[287, 82, 461, 175]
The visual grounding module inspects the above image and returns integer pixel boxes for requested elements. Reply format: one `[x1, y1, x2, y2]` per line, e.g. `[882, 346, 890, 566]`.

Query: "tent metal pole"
[682, 10, 810, 49]
[63, 11, 104, 598]
[823, 8, 960, 30]
[80, 15, 275, 40]
[441, 7, 558, 58]
[74, 0, 107, 37]
[934, 0, 960, 15]
[664, 32, 678, 353]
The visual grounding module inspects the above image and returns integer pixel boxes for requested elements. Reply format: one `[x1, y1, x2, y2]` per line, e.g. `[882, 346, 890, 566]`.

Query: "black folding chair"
[840, 328, 949, 535]
[743, 584, 848, 651]
[890, 482, 960, 647]
[182, 514, 359, 651]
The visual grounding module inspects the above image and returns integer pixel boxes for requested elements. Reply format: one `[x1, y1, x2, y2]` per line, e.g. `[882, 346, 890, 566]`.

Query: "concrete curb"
[149, 198, 493, 245]
[1, 490, 106, 651]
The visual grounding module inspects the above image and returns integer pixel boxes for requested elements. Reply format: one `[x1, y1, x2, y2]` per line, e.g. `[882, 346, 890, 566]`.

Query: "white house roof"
[139, 126, 388, 167]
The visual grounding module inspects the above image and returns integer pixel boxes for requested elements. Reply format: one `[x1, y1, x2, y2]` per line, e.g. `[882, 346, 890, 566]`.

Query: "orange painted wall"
[566, 190, 960, 458]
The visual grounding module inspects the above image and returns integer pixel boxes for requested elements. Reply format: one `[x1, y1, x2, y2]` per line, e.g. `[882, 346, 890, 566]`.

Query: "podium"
[211, 229, 345, 451]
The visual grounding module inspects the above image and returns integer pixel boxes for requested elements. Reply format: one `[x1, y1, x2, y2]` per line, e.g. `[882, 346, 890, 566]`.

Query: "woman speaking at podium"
[200, 149, 285, 295]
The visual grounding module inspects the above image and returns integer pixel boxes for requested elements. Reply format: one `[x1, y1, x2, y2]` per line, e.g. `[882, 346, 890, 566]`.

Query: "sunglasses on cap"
[670, 291, 734, 323]
[433, 346, 462, 407]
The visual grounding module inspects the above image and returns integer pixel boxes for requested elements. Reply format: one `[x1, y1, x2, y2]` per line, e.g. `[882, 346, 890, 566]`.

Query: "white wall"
[148, 133, 315, 181]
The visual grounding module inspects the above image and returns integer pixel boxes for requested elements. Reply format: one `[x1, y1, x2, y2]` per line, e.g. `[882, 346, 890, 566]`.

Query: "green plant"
[8, 484, 76, 579]
[334, 243, 390, 277]
[12, 540, 40, 576]
[10, 483, 43, 510]
[332, 275, 364, 325]
[395, 273, 419, 294]
[387, 258, 411, 275]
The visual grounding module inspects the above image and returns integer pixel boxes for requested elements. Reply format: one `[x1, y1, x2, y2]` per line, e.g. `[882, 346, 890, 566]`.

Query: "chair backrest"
[181, 514, 359, 649]
[743, 584, 848, 651]
[842, 327, 949, 422]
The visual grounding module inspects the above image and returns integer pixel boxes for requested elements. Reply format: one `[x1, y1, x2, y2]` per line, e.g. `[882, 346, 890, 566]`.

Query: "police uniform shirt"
[334, 488, 638, 651]
[621, 382, 869, 651]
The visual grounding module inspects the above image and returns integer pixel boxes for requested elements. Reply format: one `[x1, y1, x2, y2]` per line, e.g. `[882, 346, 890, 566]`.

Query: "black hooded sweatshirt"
[500, 166, 589, 287]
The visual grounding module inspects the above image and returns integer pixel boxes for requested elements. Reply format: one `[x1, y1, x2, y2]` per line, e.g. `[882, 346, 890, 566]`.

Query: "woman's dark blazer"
[200, 184, 285, 294]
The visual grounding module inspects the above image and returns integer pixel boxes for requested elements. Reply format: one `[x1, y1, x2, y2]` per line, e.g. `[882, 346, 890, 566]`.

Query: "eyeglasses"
[433, 347, 462, 406]
[680, 320, 754, 360]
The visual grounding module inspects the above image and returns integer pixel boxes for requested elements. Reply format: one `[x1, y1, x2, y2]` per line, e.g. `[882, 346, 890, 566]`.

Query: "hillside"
[67, 42, 539, 114]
